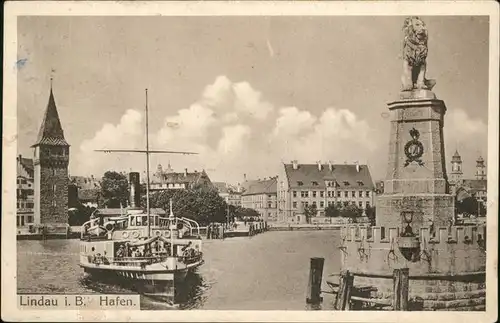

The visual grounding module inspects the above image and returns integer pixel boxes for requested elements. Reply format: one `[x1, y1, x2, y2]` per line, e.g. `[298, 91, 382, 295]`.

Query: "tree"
[68, 203, 96, 226]
[365, 206, 376, 226]
[340, 203, 363, 223]
[325, 204, 341, 217]
[101, 171, 129, 208]
[456, 197, 486, 217]
[304, 204, 318, 223]
[147, 188, 227, 225]
[236, 207, 260, 220]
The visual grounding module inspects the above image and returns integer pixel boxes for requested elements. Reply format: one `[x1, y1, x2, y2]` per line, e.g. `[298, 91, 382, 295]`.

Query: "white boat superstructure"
[79, 206, 204, 301]
[79, 89, 202, 303]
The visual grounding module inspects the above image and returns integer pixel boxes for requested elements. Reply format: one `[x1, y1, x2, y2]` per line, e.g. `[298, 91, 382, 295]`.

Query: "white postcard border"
[2, 1, 498, 322]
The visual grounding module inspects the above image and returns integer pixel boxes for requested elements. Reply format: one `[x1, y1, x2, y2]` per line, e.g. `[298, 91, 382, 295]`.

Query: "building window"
[297, 181, 303, 186]
[343, 181, 350, 186]
[312, 181, 319, 186]
[320, 191, 325, 198]
[17, 201, 20, 208]
[293, 202, 297, 208]
[312, 191, 317, 198]
[337, 202, 342, 208]
[357, 181, 364, 186]
[343, 201, 349, 207]
[359, 191, 363, 197]
[301, 191, 307, 198]
[366, 202, 371, 208]
[312, 201, 317, 207]
[337, 191, 341, 198]
[344, 191, 348, 198]
[359, 201, 363, 208]
[366, 191, 370, 197]
[352, 191, 356, 198]
[304, 202, 309, 207]
[320, 201, 325, 208]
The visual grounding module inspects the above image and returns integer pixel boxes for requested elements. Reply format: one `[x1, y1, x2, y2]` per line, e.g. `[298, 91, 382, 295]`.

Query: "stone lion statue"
[401, 16, 436, 91]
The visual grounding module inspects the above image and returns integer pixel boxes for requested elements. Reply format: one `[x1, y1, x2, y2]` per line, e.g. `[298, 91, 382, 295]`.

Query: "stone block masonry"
[338, 224, 486, 310]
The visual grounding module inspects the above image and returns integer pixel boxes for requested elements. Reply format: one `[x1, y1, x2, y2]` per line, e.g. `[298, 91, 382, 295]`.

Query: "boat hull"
[80, 260, 203, 303]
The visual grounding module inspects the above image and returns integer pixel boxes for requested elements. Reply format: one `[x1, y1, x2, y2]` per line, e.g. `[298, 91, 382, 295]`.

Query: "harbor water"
[17, 230, 341, 310]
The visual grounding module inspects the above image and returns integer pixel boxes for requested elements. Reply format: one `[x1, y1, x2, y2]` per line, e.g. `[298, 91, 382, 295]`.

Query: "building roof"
[461, 179, 487, 192]
[213, 182, 229, 194]
[242, 177, 277, 196]
[78, 188, 100, 201]
[70, 176, 101, 190]
[32, 88, 69, 147]
[153, 170, 212, 186]
[17, 156, 34, 177]
[284, 163, 375, 189]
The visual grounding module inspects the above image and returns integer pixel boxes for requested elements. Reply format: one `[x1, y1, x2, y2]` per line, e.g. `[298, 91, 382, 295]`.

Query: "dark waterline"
[17, 231, 341, 310]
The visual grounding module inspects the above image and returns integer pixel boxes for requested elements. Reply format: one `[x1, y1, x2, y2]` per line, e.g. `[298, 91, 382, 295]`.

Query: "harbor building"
[16, 155, 35, 226]
[277, 161, 375, 223]
[150, 163, 215, 192]
[69, 176, 102, 208]
[213, 182, 242, 207]
[241, 177, 278, 222]
[449, 150, 487, 204]
[31, 85, 70, 225]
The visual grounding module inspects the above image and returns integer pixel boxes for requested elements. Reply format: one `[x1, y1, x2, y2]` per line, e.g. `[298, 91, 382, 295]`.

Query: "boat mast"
[94, 89, 198, 238]
[145, 89, 151, 238]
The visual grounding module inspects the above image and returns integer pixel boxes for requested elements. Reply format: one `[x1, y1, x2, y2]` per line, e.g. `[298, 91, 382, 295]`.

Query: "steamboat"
[79, 89, 202, 303]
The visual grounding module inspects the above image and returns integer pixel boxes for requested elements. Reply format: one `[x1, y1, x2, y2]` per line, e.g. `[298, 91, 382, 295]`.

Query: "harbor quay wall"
[339, 225, 486, 310]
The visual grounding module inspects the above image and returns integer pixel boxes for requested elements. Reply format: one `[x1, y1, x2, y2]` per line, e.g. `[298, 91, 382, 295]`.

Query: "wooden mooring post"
[333, 270, 354, 310]
[392, 268, 409, 311]
[306, 257, 325, 304]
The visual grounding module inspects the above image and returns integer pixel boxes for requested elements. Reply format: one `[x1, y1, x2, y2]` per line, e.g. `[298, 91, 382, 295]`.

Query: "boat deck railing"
[85, 252, 203, 268]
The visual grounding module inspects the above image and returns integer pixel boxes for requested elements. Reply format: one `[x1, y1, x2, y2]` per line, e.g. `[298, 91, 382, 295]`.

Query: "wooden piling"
[334, 270, 354, 310]
[306, 257, 325, 304]
[392, 268, 409, 310]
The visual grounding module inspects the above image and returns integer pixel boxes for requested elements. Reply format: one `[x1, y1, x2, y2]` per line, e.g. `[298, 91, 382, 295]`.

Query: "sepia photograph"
[2, 1, 498, 322]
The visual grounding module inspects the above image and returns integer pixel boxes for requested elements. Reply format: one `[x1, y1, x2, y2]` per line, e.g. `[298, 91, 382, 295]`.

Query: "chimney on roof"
[184, 168, 188, 177]
[18, 154, 22, 161]
[317, 161, 322, 171]
[328, 160, 333, 171]
[244, 174, 247, 182]
[292, 160, 298, 170]
[129, 172, 140, 208]
[355, 161, 360, 172]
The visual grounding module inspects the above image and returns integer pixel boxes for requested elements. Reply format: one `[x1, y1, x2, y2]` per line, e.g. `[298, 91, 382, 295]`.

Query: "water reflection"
[80, 270, 210, 310]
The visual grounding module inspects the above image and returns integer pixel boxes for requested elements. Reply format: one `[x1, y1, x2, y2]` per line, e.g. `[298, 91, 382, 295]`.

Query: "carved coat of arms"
[404, 127, 424, 166]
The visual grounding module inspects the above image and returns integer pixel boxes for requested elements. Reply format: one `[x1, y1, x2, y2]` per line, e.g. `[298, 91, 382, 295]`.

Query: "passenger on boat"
[116, 245, 125, 258]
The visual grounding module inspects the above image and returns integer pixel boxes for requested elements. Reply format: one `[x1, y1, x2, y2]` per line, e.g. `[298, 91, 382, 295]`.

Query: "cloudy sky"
[17, 16, 489, 184]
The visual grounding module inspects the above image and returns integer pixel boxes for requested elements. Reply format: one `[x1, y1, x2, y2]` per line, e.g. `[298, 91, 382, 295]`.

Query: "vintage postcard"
[2, 1, 499, 322]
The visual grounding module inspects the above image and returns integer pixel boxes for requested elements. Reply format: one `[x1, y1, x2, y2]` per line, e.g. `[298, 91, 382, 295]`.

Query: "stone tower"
[32, 85, 70, 225]
[450, 150, 463, 183]
[376, 17, 455, 231]
[475, 155, 486, 180]
[338, 17, 486, 311]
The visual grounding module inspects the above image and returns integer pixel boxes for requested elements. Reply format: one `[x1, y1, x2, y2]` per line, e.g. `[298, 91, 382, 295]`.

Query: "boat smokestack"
[129, 172, 141, 208]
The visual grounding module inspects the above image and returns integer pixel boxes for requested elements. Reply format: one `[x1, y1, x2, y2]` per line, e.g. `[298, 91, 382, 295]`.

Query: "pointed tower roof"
[452, 150, 462, 162]
[31, 87, 69, 147]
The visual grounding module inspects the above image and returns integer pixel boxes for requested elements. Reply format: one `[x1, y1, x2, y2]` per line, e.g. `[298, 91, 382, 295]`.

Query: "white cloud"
[74, 109, 144, 176]
[76, 76, 377, 183]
